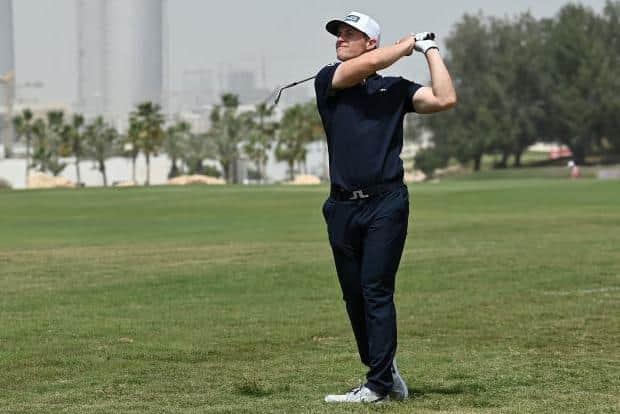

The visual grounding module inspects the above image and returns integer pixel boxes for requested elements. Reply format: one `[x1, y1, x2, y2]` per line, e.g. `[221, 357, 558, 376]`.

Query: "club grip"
[413, 32, 436, 41]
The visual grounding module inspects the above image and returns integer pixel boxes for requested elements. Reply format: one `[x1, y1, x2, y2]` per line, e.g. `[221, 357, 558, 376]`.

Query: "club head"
[274, 88, 284, 106]
[271, 75, 316, 106]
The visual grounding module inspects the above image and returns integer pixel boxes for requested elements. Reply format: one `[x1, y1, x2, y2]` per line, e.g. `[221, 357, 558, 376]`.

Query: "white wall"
[0, 139, 329, 189]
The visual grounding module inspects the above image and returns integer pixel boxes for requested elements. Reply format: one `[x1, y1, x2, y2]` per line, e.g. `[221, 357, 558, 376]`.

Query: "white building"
[0, 0, 15, 156]
[76, 0, 106, 117]
[77, 0, 163, 129]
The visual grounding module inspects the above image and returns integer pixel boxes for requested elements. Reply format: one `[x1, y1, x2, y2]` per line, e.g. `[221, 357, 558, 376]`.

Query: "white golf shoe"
[324, 385, 388, 403]
[389, 360, 409, 401]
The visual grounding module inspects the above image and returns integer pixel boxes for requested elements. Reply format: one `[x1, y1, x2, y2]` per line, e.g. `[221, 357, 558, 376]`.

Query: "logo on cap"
[344, 15, 360, 22]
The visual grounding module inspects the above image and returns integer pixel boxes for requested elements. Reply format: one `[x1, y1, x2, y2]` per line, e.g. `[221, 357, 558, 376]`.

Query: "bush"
[246, 168, 262, 181]
[414, 148, 449, 179]
[202, 165, 221, 178]
[0, 178, 12, 190]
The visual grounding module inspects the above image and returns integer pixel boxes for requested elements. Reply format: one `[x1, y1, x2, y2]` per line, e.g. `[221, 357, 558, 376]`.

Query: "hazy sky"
[12, 0, 609, 105]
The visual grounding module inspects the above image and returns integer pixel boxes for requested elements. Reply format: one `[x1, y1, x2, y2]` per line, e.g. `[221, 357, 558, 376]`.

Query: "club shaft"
[274, 75, 316, 105]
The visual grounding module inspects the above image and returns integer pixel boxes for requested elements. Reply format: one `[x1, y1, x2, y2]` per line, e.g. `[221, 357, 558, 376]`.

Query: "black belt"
[330, 181, 404, 201]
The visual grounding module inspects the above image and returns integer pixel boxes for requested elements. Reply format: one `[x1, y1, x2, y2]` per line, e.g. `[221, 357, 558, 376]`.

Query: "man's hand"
[395, 35, 415, 56]
[413, 32, 439, 55]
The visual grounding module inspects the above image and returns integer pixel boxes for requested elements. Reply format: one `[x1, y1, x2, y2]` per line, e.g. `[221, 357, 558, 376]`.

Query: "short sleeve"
[314, 62, 340, 103]
[402, 79, 423, 113]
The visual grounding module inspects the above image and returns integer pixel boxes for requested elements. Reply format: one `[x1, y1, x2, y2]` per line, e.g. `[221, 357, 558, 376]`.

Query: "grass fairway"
[1, 180, 619, 413]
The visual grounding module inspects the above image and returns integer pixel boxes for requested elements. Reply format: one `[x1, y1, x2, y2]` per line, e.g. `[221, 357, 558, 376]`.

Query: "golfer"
[315, 12, 456, 403]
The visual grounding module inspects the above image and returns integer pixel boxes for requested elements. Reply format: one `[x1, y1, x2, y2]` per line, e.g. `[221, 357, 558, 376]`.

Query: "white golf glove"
[413, 32, 439, 54]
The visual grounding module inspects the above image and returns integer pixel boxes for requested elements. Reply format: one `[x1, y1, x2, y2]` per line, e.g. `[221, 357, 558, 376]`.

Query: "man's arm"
[413, 48, 457, 114]
[332, 36, 414, 90]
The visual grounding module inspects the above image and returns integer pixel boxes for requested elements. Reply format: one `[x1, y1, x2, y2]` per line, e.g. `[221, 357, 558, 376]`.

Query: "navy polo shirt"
[315, 62, 422, 190]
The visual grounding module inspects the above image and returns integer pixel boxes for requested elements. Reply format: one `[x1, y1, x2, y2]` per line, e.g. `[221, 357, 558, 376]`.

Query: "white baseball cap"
[326, 11, 381, 46]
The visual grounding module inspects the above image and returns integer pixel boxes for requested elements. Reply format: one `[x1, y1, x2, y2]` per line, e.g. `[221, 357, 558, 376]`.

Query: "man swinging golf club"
[316, 12, 456, 403]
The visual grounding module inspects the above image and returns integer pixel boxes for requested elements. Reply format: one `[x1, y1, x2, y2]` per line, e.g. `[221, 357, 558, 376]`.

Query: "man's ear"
[366, 38, 377, 51]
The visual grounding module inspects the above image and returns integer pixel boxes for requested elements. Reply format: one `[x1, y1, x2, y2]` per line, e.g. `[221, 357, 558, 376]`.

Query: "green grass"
[435, 165, 604, 181]
[1, 180, 619, 413]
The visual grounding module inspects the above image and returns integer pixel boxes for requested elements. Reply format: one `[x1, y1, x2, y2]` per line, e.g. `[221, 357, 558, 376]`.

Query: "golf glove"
[413, 32, 439, 54]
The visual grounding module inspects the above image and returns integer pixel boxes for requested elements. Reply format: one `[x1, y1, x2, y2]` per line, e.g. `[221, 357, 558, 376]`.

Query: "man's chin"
[337, 52, 352, 61]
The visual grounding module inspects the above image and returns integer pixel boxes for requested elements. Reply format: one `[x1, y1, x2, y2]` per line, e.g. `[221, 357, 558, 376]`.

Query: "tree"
[84, 117, 118, 187]
[243, 102, 278, 183]
[486, 14, 546, 167]
[403, 113, 424, 146]
[414, 147, 449, 180]
[208, 94, 243, 183]
[29, 111, 67, 176]
[123, 117, 141, 183]
[598, 1, 620, 156]
[539, 4, 613, 164]
[12, 109, 35, 186]
[423, 14, 495, 171]
[181, 132, 216, 175]
[165, 120, 191, 178]
[31, 118, 47, 172]
[417, 5, 620, 170]
[45, 111, 68, 176]
[130, 102, 165, 185]
[275, 101, 322, 181]
[61, 114, 86, 185]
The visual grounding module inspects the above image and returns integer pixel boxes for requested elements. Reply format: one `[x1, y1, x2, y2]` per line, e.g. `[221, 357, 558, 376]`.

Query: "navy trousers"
[322, 185, 409, 395]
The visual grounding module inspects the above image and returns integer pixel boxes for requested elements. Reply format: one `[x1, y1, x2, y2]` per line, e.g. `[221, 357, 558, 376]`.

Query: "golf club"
[273, 75, 316, 105]
[271, 33, 435, 106]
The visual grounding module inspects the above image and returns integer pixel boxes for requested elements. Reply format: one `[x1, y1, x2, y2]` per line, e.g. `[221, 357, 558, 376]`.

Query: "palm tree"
[31, 118, 47, 172]
[165, 120, 191, 178]
[45, 111, 67, 176]
[130, 102, 165, 185]
[182, 132, 216, 175]
[12, 109, 35, 187]
[85, 116, 118, 187]
[208, 94, 243, 183]
[243, 102, 278, 183]
[275, 102, 323, 181]
[30, 111, 67, 176]
[61, 114, 86, 186]
[124, 116, 141, 183]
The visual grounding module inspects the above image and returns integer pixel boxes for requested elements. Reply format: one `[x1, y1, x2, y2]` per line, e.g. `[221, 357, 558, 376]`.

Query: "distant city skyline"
[10, 0, 610, 106]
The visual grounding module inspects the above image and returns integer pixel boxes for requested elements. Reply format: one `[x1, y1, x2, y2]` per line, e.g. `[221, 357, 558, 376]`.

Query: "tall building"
[76, 0, 106, 117]
[182, 68, 215, 110]
[0, 0, 15, 157]
[77, 0, 163, 128]
[226, 70, 270, 104]
[227, 70, 255, 97]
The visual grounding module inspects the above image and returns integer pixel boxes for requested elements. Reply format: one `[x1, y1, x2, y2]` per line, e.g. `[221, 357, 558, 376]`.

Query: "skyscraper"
[0, 0, 15, 157]
[77, 0, 163, 128]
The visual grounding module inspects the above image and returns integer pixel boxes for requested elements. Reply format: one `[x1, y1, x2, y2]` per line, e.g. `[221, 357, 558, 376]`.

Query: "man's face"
[335, 23, 376, 61]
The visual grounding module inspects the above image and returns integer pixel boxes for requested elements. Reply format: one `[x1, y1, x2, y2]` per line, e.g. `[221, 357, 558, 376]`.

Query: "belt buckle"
[349, 189, 370, 200]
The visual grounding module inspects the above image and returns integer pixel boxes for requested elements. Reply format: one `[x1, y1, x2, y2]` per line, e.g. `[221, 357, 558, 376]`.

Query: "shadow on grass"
[409, 381, 486, 397]
[234, 376, 291, 398]
[234, 380, 273, 397]
[409, 382, 499, 409]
